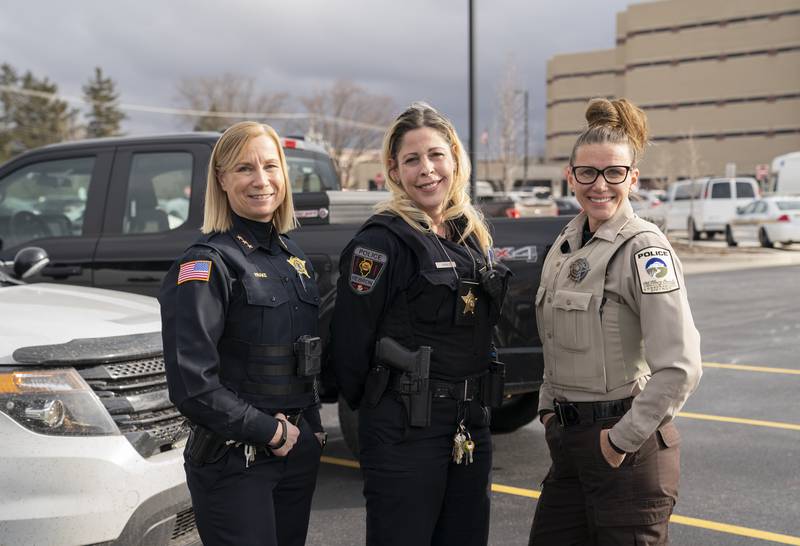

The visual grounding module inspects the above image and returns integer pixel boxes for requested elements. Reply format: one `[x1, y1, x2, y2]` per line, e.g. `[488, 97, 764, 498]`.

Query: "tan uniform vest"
[536, 216, 660, 395]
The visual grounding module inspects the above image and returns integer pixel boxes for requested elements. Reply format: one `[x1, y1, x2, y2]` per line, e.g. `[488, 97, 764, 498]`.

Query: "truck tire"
[337, 395, 360, 459]
[725, 225, 737, 247]
[489, 391, 540, 433]
[688, 219, 701, 241]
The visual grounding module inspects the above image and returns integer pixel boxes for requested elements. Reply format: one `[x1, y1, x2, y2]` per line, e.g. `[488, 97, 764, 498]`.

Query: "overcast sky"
[1, 0, 644, 156]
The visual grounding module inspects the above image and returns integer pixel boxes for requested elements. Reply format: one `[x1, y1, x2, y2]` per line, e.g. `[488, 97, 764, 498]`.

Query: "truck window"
[285, 149, 340, 193]
[736, 182, 755, 199]
[123, 152, 193, 234]
[672, 182, 704, 201]
[710, 182, 731, 199]
[0, 157, 95, 249]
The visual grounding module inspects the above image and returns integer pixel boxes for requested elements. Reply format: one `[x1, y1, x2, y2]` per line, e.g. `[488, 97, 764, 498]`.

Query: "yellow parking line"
[704, 362, 800, 375]
[321, 457, 800, 544]
[669, 515, 800, 545]
[320, 455, 361, 469]
[678, 411, 800, 431]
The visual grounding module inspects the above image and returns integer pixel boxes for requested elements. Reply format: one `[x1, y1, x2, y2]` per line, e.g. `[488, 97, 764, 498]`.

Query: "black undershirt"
[581, 219, 594, 248]
[236, 214, 274, 246]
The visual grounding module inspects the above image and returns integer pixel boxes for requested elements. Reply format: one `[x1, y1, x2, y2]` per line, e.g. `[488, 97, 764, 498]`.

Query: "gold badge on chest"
[568, 257, 590, 283]
[287, 256, 310, 278]
[455, 280, 480, 326]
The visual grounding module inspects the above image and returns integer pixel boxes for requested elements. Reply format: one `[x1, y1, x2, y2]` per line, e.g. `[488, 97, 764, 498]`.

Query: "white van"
[770, 152, 800, 195]
[663, 177, 759, 240]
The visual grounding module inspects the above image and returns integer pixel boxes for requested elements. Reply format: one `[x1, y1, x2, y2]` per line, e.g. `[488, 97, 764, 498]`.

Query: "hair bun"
[584, 97, 649, 157]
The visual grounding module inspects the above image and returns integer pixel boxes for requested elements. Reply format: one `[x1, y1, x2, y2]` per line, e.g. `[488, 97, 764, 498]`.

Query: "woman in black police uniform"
[331, 102, 510, 546]
[160, 121, 325, 546]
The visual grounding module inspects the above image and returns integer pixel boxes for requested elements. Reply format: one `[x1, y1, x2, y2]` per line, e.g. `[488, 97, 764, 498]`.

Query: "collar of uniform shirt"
[231, 214, 281, 255]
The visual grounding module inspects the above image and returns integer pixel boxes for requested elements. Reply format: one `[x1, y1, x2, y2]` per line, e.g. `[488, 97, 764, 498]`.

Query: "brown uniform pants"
[529, 417, 681, 546]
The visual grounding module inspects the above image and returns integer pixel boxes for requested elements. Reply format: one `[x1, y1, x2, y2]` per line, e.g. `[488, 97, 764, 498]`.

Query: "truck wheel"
[759, 227, 774, 248]
[337, 395, 360, 459]
[725, 226, 737, 247]
[489, 391, 540, 433]
[688, 219, 700, 241]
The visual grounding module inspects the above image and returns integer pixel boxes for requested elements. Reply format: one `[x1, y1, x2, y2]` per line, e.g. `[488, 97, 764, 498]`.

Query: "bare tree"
[492, 58, 522, 192]
[300, 80, 393, 188]
[684, 130, 704, 246]
[176, 74, 288, 132]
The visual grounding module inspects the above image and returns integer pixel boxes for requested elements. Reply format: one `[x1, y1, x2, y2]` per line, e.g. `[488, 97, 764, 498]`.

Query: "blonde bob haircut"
[201, 121, 297, 234]
[376, 102, 493, 255]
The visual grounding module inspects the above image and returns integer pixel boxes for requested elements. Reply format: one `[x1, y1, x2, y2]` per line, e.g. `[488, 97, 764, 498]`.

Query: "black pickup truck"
[0, 133, 569, 451]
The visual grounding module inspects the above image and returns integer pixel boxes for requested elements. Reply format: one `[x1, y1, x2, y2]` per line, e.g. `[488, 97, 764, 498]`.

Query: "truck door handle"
[42, 265, 83, 279]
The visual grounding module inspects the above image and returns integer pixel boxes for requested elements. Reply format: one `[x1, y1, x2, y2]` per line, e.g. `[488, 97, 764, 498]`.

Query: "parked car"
[0, 248, 198, 546]
[629, 191, 666, 232]
[0, 134, 572, 461]
[474, 180, 520, 218]
[725, 196, 800, 247]
[554, 196, 581, 216]
[507, 191, 558, 217]
[659, 177, 759, 239]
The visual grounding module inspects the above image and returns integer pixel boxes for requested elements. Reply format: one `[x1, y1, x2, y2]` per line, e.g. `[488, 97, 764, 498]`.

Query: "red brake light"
[777, 214, 790, 222]
[283, 139, 297, 149]
[505, 208, 521, 219]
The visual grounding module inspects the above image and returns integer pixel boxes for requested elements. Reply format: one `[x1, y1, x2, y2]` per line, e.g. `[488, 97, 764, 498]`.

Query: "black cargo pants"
[184, 416, 323, 546]
[529, 417, 681, 546]
[359, 394, 493, 546]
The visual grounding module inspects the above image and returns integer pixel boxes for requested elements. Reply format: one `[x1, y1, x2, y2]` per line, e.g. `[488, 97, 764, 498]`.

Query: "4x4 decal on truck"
[493, 245, 539, 263]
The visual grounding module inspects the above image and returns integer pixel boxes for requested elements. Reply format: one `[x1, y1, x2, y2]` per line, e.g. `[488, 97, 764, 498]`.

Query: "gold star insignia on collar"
[235, 234, 254, 249]
[287, 256, 310, 278]
[461, 288, 477, 315]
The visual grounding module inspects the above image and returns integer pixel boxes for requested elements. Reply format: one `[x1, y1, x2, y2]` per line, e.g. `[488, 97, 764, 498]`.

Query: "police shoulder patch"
[634, 246, 679, 294]
[349, 246, 387, 295]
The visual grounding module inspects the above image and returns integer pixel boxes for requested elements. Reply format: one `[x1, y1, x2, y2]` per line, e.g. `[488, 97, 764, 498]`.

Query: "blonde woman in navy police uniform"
[529, 98, 702, 545]
[332, 103, 510, 546]
[160, 122, 325, 546]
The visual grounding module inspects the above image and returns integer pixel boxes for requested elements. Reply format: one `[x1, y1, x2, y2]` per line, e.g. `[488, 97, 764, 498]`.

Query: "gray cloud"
[1, 0, 641, 151]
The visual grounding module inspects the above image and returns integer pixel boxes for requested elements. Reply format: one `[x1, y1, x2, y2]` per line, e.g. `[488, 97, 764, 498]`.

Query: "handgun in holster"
[185, 423, 231, 465]
[374, 337, 432, 427]
[295, 335, 322, 377]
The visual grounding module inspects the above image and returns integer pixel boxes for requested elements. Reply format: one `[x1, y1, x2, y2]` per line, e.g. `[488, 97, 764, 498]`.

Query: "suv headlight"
[0, 368, 119, 435]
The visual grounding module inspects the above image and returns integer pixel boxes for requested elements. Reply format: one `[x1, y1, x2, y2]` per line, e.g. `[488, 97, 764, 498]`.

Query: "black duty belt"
[554, 398, 633, 427]
[430, 376, 483, 402]
[241, 381, 314, 395]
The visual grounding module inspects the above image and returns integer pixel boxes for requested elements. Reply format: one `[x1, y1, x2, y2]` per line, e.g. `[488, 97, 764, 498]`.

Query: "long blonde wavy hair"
[376, 102, 492, 254]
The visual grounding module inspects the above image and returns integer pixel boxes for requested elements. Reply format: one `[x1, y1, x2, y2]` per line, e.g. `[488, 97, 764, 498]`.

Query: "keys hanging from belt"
[452, 419, 475, 465]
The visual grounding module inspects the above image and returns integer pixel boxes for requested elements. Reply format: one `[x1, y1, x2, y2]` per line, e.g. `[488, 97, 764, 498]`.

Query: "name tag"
[435, 261, 456, 269]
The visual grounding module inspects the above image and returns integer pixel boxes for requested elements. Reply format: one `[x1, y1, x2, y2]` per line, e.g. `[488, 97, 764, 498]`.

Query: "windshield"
[284, 149, 340, 192]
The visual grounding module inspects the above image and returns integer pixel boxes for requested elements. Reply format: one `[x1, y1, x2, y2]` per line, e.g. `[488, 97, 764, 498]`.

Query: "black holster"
[393, 373, 431, 428]
[481, 360, 506, 408]
[363, 365, 391, 408]
[185, 423, 231, 464]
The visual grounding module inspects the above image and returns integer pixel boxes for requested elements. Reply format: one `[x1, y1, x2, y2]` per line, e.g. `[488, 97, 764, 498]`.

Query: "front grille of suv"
[79, 356, 189, 458]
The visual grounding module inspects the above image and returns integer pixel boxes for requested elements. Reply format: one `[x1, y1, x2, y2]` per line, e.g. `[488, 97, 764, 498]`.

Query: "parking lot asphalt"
[668, 235, 800, 275]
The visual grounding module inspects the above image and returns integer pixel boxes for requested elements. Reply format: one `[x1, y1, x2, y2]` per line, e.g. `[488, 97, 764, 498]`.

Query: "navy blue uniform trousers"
[359, 395, 492, 546]
[184, 418, 322, 546]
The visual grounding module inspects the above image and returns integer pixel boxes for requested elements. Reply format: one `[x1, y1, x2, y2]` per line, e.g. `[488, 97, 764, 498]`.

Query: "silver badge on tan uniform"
[568, 258, 590, 283]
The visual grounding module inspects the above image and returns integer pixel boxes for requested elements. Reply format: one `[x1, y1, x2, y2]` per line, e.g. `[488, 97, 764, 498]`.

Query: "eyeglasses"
[570, 165, 632, 185]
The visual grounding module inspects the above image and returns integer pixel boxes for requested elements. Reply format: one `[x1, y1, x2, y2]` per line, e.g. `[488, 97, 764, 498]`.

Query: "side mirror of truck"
[13, 247, 50, 280]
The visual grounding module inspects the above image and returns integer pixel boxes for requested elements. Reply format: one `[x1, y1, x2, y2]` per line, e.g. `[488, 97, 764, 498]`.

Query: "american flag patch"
[177, 260, 212, 284]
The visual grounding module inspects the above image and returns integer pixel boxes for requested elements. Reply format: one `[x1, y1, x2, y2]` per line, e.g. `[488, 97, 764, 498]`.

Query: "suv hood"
[0, 283, 162, 364]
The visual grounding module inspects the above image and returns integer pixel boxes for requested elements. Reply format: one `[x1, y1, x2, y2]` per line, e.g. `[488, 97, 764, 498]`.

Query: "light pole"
[468, 0, 476, 198]
[515, 89, 529, 186]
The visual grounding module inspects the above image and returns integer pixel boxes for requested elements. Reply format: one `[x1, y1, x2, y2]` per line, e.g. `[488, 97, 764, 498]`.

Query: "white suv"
[661, 177, 759, 240]
[0, 249, 198, 546]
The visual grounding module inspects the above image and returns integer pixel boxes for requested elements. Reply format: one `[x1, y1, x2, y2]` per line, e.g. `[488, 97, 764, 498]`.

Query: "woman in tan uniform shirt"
[529, 98, 702, 546]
